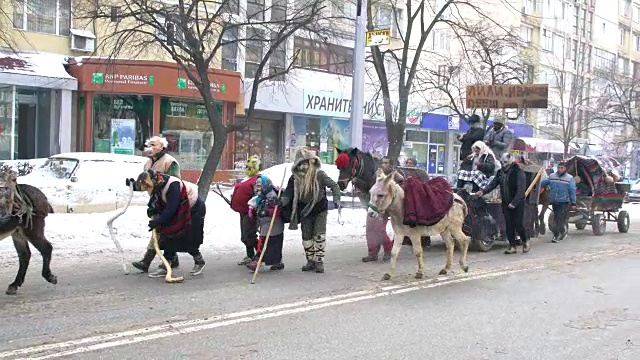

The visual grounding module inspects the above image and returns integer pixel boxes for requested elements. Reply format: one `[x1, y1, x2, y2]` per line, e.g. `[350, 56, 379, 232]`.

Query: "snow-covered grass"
[0, 191, 369, 264]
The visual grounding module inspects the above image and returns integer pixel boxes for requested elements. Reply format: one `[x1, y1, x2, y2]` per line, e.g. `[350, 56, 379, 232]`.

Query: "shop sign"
[465, 84, 548, 109]
[177, 77, 227, 94]
[303, 89, 396, 119]
[366, 29, 391, 46]
[110, 118, 136, 155]
[168, 101, 209, 119]
[92, 72, 154, 86]
[112, 98, 133, 110]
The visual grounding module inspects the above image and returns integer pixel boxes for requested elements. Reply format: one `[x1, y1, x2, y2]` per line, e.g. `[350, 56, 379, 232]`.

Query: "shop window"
[429, 131, 446, 144]
[234, 120, 281, 170]
[406, 130, 428, 143]
[160, 98, 222, 170]
[92, 94, 154, 155]
[290, 116, 350, 164]
[0, 86, 15, 160]
[13, 0, 71, 36]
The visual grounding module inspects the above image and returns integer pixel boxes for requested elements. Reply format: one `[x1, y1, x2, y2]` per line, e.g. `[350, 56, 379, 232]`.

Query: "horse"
[335, 147, 432, 249]
[0, 165, 57, 295]
[368, 170, 470, 280]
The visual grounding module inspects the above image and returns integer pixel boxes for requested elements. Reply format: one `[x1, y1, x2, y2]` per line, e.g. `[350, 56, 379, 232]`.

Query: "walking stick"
[525, 167, 545, 197]
[251, 168, 287, 284]
[106, 182, 134, 274]
[152, 229, 184, 283]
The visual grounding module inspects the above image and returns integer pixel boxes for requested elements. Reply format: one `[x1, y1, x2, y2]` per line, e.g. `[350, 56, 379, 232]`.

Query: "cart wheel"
[592, 214, 606, 236]
[575, 223, 586, 230]
[470, 235, 495, 252]
[617, 210, 630, 233]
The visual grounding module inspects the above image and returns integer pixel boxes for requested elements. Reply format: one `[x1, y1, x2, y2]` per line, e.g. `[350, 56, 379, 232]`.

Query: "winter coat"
[401, 176, 453, 227]
[282, 170, 340, 220]
[458, 126, 485, 160]
[540, 172, 577, 205]
[484, 126, 514, 158]
[231, 175, 259, 214]
[254, 189, 285, 237]
[474, 153, 497, 178]
[482, 163, 526, 208]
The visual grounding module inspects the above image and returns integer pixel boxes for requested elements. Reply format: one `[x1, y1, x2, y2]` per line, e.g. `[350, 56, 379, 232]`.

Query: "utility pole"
[349, 0, 367, 149]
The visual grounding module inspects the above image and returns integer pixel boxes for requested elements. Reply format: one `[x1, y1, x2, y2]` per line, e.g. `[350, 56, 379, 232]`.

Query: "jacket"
[401, 176, 453, 227]
[482, 163, 526, 208]
[458, 126, 485, 160]
[474, 153, 496, 177]
[540, 172, 576, 205]
[231, 175, 259, 214]
[254, 188, 285, 237]
[484, 126, 513, 158]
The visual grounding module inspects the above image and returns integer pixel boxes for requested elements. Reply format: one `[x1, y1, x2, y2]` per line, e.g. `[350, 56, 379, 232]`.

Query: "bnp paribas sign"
[92, 72, 154, 86]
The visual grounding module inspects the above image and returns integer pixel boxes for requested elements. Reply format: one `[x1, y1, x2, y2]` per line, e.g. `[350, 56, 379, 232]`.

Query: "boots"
[314, 261, 324, 273]
[132, 249, 156, 273]
[301, 259, 316, 271]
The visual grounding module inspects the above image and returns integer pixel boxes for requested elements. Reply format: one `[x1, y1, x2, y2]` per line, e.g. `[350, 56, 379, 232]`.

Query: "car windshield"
[38, 158, 80, 179]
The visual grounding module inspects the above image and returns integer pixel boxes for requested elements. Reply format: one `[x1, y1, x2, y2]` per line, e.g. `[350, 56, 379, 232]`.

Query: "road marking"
[0, 247, 635, 359]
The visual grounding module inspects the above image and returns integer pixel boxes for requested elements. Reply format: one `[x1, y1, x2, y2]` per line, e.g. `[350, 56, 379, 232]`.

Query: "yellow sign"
[366, 30, 391, 46]
[465, 84, 549, 109]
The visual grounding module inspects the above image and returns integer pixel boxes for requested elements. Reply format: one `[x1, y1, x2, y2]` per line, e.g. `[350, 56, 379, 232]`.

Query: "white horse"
[368, 170, 470, 280]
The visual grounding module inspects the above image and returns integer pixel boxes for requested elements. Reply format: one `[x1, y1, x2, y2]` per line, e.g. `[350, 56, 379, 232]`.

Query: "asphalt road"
[0, 211, 639, 359]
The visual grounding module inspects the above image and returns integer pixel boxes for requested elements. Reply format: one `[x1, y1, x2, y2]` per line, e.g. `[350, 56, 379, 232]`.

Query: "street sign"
[365, 29, 391, 46]
[465, 84, 549, 109]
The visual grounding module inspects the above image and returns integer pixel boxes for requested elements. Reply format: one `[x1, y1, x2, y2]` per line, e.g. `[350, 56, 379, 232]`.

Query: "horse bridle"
[338, 154, 364, 186]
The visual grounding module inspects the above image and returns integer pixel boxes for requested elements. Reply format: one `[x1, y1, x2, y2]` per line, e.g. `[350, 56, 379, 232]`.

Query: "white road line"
[0, 247, 634, 359]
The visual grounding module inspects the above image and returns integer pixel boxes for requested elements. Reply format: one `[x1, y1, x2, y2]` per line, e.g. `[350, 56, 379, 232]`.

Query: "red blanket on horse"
[401, 176, 453, 227]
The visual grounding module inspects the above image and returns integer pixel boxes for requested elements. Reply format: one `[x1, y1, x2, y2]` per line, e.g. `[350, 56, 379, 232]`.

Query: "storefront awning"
[0, 51, 77, 91]
[513, 137, 565, 153]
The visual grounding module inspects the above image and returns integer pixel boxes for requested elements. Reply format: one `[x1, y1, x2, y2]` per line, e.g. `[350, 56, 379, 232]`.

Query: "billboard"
[465, 84, 549, 109]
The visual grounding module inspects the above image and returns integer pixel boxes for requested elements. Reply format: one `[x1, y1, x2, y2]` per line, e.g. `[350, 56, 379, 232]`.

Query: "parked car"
[624, 179, 640, 203]
[18, 152, 150, 212]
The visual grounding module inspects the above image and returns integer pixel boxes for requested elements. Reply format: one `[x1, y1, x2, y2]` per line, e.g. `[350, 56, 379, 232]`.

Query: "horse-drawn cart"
[456, 162, 545, 252]
[548, 155, 630, 236]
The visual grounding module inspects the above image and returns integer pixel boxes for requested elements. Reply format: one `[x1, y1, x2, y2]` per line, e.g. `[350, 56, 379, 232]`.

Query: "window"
[620, 26, 629, 46]
[520, 26, 533, 44]
[634, 61, 640, 78]
[523, 64, 535, 83]
[633, 33, 640, 51]
[618, 57, 630, 76]
[221, 0, 240, 15]
[635, 5, 640, 22]
[295, 0, 313, 16]
[431, 29, 449, 51]
[245, 27, 264, 78]
[542, 29, 553, 51]
[621, 0, 632, 18]
[271, 0, 287, 21]
[221, 25, 239, 71]
[247, 0, 265, 21]
[592, 48, 616, 72]
[13, 0, 71, 36]
[375, 5, 404, 37]
[437, 65, 448, 86]
[524, 0, 537, 14]
[110, 7, 120, 23]
[269, 32, 287, 81]
[293, 36, 353, 75]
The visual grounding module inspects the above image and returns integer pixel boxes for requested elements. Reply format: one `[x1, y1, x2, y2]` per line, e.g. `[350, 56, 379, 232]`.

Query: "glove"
[147, 208, 159, 218]
[508, 203, 516, 209]
[148, 220, 159, 232]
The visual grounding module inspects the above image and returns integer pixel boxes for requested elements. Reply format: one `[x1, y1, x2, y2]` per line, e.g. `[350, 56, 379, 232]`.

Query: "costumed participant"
[456, 114, 485, 171]
[456, 140, 498, 192]
[230, 155, 261, 265]
[246, 175, 285, 271]
[484, 116, 513, 158]
[361, 156, 404, 263]
[130, 169, 207, 277]
[281, 148, 341, 273]
[131, 135, 181, 273]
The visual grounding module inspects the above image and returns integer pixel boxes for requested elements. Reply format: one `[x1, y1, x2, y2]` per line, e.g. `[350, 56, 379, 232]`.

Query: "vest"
[145, 153, 181, 179]
[157, 177, 198, 237]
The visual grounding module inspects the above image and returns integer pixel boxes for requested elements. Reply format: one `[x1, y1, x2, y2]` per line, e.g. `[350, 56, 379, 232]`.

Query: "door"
[17, 103, 36, 159]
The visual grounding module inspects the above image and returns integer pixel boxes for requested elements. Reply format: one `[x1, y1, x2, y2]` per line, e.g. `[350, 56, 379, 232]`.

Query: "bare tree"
[414, 22, 531, 128]
[594, 70, 640, 140]
[0, 1, 18, 51]
[82, 0, 337, 198]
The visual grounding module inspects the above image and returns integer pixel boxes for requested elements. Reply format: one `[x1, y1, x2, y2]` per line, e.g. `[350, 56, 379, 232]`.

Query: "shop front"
[233, 110, 284, 171]
[68, 58, 241, 180]
[0, 52, 77, 160]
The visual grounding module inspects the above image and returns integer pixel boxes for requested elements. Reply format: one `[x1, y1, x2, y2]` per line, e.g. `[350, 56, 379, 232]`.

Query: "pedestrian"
[281, 148, 341, 273]
[540, 161, 577, 243]
[405, 158, 417, 167]
[246, 175, 285, 271]
[484, 116, 513, 158]
[457, 114, 485, 171]
[131, 135, 181, 273]
[473, 153, 529, 254]
[230, 155, 261, 265]
[131, 169, 206, 277]
[362, 156, 404, 263]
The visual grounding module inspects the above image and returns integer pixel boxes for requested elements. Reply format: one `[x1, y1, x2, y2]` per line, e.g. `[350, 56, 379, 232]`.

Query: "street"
[0, 209, 639, 359]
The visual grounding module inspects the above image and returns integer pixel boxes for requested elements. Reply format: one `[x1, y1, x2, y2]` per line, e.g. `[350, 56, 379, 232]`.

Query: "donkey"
[335, 147, 431, 248]
[0, 165, 57, 295]
[368, 170, 470, 280]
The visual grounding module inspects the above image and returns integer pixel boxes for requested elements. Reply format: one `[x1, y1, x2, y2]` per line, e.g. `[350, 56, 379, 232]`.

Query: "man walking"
[473, 153, 529, 254]
[540, 161, 577, 243]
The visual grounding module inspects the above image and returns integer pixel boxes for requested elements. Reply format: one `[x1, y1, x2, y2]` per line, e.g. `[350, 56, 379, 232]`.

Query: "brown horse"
[0, 165, 57, 295]
[515, 157, 551, 236]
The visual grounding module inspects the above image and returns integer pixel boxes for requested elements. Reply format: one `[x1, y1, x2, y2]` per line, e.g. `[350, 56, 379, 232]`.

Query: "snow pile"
[0, 193, 369, 263]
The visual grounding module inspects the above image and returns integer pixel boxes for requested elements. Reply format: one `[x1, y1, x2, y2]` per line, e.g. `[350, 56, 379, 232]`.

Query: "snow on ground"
[0, 191, 370, 265]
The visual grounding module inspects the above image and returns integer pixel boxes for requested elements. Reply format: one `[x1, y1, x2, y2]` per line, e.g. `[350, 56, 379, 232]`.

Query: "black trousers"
[551, 202, 569, 237]
[503, 202, 527, 247]
[257, 233, 284, 265]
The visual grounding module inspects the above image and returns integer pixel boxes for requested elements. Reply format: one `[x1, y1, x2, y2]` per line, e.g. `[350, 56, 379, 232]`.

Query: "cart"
[547, 155, 630, 236]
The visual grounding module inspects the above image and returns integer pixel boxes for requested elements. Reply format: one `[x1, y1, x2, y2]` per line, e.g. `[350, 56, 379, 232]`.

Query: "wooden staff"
[251, 168, 287, 284]
[525, 167, 545, 197]
[152, 230, 184, 283]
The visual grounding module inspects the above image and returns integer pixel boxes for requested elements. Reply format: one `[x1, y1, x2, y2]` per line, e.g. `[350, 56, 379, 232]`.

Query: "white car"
[18, 152, 150, 213]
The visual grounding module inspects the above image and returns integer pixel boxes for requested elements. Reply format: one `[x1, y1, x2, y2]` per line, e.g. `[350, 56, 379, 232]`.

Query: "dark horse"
[0, 165, 57, 295]
[334, 147, 431, 248]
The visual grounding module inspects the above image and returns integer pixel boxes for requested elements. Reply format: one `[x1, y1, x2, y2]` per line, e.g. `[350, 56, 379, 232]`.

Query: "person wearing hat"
[231, 155, 262, 265]
[484, 116, 513, 159]
[457, 114, 485, 170]
[540, 161, 577, 242]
